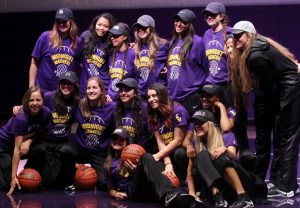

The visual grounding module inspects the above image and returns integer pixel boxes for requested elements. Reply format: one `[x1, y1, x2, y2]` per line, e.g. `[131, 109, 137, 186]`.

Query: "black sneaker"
[267, 187, 294, 198]
[214, 192, 228, 207]
[229, 193, 254, 208]
[65, 184, 76, 191]
[164, 192, 194, 208]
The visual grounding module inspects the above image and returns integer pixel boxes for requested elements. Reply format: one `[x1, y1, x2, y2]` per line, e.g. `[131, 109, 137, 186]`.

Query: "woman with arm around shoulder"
[6, 86, 51, 195]
[29, 8, 80, 92]
[147, 83, 189, 181]
[132, 15, 169, 99]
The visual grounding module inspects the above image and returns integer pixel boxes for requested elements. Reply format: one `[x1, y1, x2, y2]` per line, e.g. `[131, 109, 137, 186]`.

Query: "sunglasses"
[119, 87, 133, 93]
[137, 25, 148, 31]
[60, 80, 73, 85]
[56, 19, 68, 24]
[174, 18, 188, 25]
[111, 34, 122, 39]
[205, 12, 218, 19]
[233, 32, 245, 41]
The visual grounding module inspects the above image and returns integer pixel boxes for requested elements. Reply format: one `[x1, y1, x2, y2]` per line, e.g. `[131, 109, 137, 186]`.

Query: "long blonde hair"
[194, 121, 224, 154]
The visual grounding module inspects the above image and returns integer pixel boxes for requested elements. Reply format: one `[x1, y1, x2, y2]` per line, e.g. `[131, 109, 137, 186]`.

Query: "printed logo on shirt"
[159, 125, 174, 145]
[24, 124, 41, 139]
[175, 113, 182, 122]
[50, 107, 72, 135]
[168, 47, 182, 81]
[121, 117, 137, 143]
[52, 46, 74, 77]
[109, 60, 128, 92]
[82, 115, 106, 147]
[86, 49, 106, 76]
[206, 40, 224, 76]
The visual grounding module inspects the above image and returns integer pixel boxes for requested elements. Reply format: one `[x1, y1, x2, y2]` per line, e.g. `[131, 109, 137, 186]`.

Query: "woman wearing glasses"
[167, 9, 206, 116]
[231, 20, 300, 198]
[132, 15, 169, 100]
[29, 8, 80, 92]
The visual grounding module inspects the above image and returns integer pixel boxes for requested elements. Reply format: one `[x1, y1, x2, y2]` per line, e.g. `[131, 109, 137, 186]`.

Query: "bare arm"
[214, 101, 234, 132]
[182, 130, 196, 158]
[29, 57, 39, 88]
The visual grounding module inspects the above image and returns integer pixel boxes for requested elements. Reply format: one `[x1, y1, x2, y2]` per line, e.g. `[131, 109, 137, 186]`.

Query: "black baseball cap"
[199, 84, 220, 96]
[174, 9, 196, 23]
[55, 8, 73, 21]
[111, 127, 129, 140]
[191, 110, 215, 123]
[201, 2, 226, 14]
[116, 78, 138, 90]
[59, 71, 79, 84]
[109, 23, 130, 36]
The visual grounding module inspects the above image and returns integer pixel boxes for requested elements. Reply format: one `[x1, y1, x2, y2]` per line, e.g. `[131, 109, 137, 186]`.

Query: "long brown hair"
[147, 83, 173, 130]
[134, 27, 168, 72]
[49, 19, 78, 49]
[22, 86, 44, 114]
[79, 77, 107, 118]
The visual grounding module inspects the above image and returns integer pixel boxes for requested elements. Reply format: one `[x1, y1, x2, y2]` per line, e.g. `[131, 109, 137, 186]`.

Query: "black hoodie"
[248, 35, 300, 108]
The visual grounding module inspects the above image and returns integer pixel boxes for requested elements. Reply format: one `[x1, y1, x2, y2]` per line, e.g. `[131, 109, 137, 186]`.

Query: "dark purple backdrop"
[1, 4, 300, 118]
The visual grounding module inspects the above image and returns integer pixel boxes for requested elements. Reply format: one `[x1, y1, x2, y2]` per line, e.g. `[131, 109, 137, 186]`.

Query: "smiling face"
[56, 19, 71, 34]
[147, 89, 160, 109]
[28, 91, 44, 116]
[59, 80, 75, 98]
[110, 34, 127, 48]
[194, 120, 209, 138]
[111, 136, 127, 151]
[205, 12, 223, 29]
[95, 17, 110, 37]
[86, 79, 102, 102]
[200, 92, 218, 109]
[174, 18, 189, 35]
[119, 86, 136, 105]
[234, 32, 249, 49]
[136, 25, 151, 41]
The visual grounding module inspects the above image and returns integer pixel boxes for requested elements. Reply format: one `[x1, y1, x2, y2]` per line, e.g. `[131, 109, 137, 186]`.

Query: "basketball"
[121, 144, 146, 164]
[74, 166, 98, 190]
[17, 168, 41, 192]
[164, 172, 181, 188]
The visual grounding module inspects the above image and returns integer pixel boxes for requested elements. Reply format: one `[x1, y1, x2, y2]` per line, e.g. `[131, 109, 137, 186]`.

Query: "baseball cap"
[191, 110, 215, 123]
[59, 71, 79, 84]
[174, 9, 196, 23]
[116, 78, 138, 90]
[109, 23, 130, 36]
[233, 21, 256, 35]
[111, 127, 129, 140]
[132, 15, 155, 28]
[55, 8, 73, 21]
[201, 2, 226, 14]
[199, 84, 220, 96]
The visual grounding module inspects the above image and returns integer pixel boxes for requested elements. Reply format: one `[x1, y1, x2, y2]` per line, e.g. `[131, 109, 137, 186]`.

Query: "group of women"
[1, 1, 299, 208]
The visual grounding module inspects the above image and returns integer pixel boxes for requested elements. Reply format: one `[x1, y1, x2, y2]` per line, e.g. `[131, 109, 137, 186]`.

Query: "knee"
[60, 143, 76, 157]
[174, 147, 187, 161]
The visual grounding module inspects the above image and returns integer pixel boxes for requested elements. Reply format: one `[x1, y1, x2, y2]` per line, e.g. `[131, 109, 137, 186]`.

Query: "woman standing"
[231, 20, 300, 197]
[107, 23, 135, 101]
[5, 86, 51, 194]
[61, 77, 115, 190]
[147, 83, 189, 181]
[167, 9, 206, 115]
[29, 8, 80, 92]
[80, 13, 115, 95]
[132, 15, 169, 99]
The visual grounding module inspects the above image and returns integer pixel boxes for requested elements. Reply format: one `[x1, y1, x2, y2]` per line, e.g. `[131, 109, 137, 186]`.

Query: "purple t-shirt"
[167, 35, 206, 102]
[75, 101, 115, 151]
[79, 31, 109, 95]
[203, 28, 232, 84]
[43, 91, 75, 139]
[223, 131, 238, 148]
[153, 103, 189, 145]
[32, 31, 81, 92]
[118, 101, 148, 147]
[0, 106, 51, 150]
[135, 42, 169, 97]
[107, 48, 135, 101]
[107, 157, 131, 193]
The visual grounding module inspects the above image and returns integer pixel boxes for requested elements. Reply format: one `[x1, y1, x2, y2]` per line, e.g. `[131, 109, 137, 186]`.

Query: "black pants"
[271, 96, 300, 192]
[173, 147, 189, 181]
[60, 142, 107, 190]
[0, 147, 12, 191]
[130, 153, 178, 202]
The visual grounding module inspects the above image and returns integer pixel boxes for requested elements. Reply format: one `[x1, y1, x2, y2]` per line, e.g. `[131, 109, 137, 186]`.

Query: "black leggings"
[0, 147, 12, 191]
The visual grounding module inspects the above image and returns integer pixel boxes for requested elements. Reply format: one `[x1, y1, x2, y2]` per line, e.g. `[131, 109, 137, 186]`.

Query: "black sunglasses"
[137, 25, 148, 31]
[56, 19, 68, 24]
[233, 32, 245, 40]
[205, 12, 218, 19]
[174, 18, 188, 25]
[60, 80, 73, 85]
[111, 34, 122, 38]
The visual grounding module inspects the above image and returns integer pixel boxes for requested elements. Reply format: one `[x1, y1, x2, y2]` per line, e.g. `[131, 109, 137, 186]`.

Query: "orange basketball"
[164, 172, 181, 188]
[121, 144, 146, 164]
[74, 166, 97, 190]
[17, 168, 41, 192]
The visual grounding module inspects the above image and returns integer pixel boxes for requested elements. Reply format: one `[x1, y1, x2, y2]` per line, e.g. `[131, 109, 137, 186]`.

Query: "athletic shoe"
[267, 182, 275, 190]
[214, 192, 228, 207]
[295, 188, 300, 194]
[164, 192, 194, 208]
[65, 184, 76, 191]
[267, 187, 294, 198]
[229, 193, 254, 208]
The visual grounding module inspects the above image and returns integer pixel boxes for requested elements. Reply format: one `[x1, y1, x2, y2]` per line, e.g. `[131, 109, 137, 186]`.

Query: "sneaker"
[229, 193, 254, 208]
[214, 192, 228, 207]
[164, 192, 194, 208]
[267, 182, 275, 190]
[295, 188, 300, 194]
[65, 184, 76, 191]
[267, 187, 294, 198]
